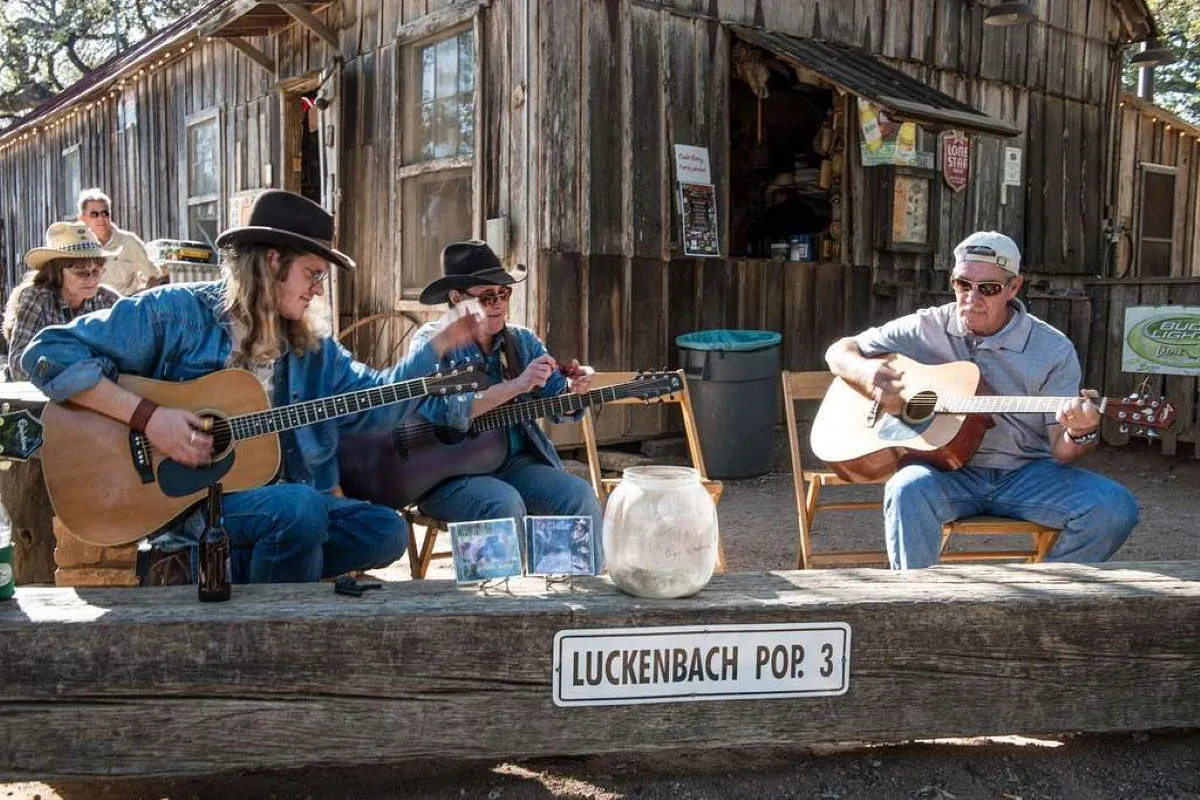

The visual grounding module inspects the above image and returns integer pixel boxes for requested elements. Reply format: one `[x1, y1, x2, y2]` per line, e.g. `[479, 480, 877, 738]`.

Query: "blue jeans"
[219, 483, 407, 583]
[417, 453, 604, 563]
[884, 459, 1139, 569]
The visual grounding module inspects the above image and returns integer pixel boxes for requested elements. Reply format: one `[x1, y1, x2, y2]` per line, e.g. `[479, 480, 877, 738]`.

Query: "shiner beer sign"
[553, 623, 850, 706]
[1123, 306, 1200, 375]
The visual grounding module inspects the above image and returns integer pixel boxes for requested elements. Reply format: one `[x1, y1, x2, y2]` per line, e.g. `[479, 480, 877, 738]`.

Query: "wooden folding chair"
[580, 371, 727, 572]
[400, 508, 453, 580]
[782, 370, 1060, 569]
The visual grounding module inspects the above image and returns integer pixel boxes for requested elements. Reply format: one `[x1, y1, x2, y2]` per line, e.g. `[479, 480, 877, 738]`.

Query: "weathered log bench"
[1, 562, 1198, 778]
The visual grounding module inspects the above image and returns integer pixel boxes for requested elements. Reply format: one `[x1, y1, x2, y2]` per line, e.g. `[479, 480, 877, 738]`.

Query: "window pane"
[406, 29, 474, 163]
[63, 150, 81, 215]
[1140, 240, 1171, 277]
[189, 119, 219, 197]
[188, 201, 219, 248]
[402, 169, 472, 290]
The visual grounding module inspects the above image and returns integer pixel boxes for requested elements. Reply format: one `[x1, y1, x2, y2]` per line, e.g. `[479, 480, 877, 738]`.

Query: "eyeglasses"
[67, 264, 106, 279]
[87, 209, 111, 219]
[303, 267, 328, 289]
[951, 276, 1011, 297]
[464, 286, 512, 307]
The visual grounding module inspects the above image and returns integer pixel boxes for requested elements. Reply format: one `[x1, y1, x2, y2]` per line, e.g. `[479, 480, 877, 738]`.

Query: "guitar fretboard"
[227, 379, 430, 441]
[472, 384, 642, 432]
[934, 396, 1108, 414]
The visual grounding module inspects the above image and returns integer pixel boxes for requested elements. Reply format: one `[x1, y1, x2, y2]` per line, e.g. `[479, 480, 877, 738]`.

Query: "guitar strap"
[497, 325, 523, 382]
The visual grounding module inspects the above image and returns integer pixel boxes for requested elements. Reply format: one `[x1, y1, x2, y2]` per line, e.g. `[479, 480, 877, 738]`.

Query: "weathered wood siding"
[1110, 94, 1200, 278]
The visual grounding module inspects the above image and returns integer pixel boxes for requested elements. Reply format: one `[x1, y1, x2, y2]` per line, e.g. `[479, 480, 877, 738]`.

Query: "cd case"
[526, 516, 597, 576]
[449, 518, 523, 584]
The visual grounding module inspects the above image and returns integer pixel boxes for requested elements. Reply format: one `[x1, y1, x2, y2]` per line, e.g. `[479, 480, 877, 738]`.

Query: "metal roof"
[730, 26, 1022, 138]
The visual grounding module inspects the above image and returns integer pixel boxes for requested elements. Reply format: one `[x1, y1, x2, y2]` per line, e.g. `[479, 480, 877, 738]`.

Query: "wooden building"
[0, 0, 1164, 444]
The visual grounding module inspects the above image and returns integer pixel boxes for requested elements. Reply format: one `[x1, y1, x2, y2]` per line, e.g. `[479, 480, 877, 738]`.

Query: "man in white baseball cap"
[823, 230, 1138, 570]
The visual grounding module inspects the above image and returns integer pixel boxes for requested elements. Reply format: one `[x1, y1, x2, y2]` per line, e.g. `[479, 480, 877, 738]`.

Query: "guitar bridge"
[128, 431, 155, 485]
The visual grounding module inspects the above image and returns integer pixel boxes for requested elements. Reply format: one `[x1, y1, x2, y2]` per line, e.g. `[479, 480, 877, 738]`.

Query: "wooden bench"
[2, 561, 1198, 778]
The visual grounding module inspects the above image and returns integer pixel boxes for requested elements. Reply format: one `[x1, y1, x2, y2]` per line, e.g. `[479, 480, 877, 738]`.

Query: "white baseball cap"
[953, 231, 1022, 275]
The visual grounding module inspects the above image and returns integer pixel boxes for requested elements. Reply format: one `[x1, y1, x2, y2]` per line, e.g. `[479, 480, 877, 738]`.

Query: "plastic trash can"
[675, 329, 782, 479]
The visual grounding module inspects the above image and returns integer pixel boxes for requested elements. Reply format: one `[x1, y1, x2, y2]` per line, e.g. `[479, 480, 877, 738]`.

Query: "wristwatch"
[1067, 429, 1099, 445]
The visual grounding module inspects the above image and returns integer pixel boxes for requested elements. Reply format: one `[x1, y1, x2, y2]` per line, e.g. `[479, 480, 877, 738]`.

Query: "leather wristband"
[129, 398, 159, 434]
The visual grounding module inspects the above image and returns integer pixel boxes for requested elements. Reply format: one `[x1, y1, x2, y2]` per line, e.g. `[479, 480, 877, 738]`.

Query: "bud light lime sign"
[1123, 306, 1200, 375]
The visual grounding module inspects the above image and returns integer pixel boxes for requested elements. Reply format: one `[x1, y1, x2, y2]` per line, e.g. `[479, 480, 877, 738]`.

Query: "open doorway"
[729, 41, 837, 260]
[282, 78, 323, 204]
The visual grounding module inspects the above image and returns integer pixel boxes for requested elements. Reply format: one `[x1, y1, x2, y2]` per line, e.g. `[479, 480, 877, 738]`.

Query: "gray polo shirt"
[854, 299, 1080, 470]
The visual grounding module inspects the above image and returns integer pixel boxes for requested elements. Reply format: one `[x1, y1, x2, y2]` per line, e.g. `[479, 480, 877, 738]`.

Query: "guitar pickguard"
[156, 451, 236, 497]
[876, 413, 934, 442]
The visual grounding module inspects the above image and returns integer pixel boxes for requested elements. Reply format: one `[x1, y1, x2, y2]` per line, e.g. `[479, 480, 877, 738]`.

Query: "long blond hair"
[220, 243, 328, 363]
[2, 257, 95, 341]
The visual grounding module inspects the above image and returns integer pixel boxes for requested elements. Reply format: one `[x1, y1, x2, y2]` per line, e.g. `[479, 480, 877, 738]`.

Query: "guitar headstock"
[1102, 393, 1177, 437]
[614, 370, 686, 402]
[425, 362, 492, 397]
[0, 408, 44, 462]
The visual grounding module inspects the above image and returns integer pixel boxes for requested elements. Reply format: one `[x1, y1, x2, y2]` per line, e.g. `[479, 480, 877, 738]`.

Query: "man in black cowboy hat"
[405, 240, 604, 563]
[22, 189, 475, 584]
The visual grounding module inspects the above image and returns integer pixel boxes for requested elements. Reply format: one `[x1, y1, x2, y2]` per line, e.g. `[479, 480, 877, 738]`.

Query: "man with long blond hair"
[22, 190, 473, 583]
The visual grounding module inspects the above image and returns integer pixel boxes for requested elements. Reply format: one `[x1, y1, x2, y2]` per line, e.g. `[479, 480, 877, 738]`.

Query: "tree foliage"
[1124, 0, 1200, 124]
[0, 0, 192, 127]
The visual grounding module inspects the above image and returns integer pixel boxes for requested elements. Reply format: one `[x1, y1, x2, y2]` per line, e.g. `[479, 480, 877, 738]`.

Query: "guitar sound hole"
[903, 391, 938, 423]
[204, 414, 235, 457]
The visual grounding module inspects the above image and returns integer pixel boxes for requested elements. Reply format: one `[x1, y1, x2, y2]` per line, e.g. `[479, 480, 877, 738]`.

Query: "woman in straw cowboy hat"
[22, 190, 476, 583]
[3, 221, 121, 380]
[405, 240, 604, 565]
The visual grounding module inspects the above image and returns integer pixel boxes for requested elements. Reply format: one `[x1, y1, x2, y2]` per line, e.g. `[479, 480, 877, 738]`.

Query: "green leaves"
[0, 0, 191, 127]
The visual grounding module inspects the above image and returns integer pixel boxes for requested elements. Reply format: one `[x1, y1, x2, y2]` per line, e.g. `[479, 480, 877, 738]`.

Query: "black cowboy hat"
[418, 240, 527, 305]
[214, 189, 355, 270]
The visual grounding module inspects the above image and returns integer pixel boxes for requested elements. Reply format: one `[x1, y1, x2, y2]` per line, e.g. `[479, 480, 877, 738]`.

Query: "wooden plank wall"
[539, 0, 1130, 444]
[1111, 96, 1200, 279]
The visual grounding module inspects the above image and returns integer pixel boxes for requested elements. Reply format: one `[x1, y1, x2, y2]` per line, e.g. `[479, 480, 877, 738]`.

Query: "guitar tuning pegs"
[1119, 424, 1129, 434]
[1147, 428, 1161, 439]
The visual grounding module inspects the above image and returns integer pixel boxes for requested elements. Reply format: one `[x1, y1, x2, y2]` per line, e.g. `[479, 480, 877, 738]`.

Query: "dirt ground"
[4, 437, 1199, 799]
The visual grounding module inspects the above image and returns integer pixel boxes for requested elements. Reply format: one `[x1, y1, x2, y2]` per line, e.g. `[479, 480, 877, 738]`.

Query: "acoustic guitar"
[811, 353, 1176, 483]
[40, 365, 487, 546]
[338, 370, 685, 509]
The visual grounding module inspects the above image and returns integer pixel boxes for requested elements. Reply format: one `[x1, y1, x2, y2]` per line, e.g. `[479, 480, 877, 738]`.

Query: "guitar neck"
[229, 378, 432, 440]
[936, 396, 1109, 414]
[472, 385, 629, 432]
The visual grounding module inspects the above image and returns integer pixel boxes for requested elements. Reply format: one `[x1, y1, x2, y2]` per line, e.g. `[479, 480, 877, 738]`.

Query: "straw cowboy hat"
[418, 240, 527, 305]
[25, 221, 121, 270]
[215, 189, 355, 271]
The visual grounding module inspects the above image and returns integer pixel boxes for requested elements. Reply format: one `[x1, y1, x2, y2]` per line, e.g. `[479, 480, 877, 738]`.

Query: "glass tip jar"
[602, 465, 719, 599]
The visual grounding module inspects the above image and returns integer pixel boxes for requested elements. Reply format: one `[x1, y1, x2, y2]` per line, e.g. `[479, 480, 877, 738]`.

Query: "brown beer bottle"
[198, 482, 232, 602]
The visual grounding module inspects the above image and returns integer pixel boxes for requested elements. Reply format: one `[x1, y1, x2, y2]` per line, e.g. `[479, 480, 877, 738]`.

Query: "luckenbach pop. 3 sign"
[553, 622, 851, 707]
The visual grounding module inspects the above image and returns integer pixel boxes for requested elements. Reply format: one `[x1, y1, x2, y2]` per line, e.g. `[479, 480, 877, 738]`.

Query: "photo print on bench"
[527, 516, 596, 577]
[449, 518, 523, 584]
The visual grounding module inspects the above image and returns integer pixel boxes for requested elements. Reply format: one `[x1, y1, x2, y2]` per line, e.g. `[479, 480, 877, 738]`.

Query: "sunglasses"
[303, 267, 328, 289]
[463, 286, 512, 307]
[951, 276, 1011, 297]
[87, 209, 111, 218]
[67, 264, 106, 279]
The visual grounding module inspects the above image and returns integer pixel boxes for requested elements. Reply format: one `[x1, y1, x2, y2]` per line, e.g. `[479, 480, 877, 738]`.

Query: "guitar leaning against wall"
[811, 353, 1176, 483]
[37, 365, 487, 547]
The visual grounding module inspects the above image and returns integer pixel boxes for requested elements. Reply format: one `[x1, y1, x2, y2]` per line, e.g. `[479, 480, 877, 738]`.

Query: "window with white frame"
[185, 109, 221, 247]
[400, 25, 476, 294]
[62, 144, 81, 217]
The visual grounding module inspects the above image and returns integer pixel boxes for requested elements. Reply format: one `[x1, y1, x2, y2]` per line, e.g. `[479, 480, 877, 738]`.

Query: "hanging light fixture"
[1130, 37, 1177, 68]
[983, 1, 1037, 26]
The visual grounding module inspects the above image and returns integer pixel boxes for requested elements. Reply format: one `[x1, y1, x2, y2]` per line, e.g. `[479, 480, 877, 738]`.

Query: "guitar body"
[339, 424, 508, 508]
[41, 370, 279, 546]
[810, 355, 991, 483]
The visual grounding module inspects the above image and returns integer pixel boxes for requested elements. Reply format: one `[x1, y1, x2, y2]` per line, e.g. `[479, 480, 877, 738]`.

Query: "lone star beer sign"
[941, 131, 971, 193]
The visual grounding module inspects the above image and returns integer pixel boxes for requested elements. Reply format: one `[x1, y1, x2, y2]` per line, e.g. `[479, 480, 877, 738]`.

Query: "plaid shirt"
[5, 284, 119, 380]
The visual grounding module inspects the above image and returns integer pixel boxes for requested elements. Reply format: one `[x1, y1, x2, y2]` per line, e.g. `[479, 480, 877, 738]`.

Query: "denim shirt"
[22, 280, 443, 492]
[407, 321, 581, 469]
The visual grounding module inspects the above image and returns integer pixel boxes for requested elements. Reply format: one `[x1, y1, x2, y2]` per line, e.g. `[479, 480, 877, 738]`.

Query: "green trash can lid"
[675, 329, 782, 352]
